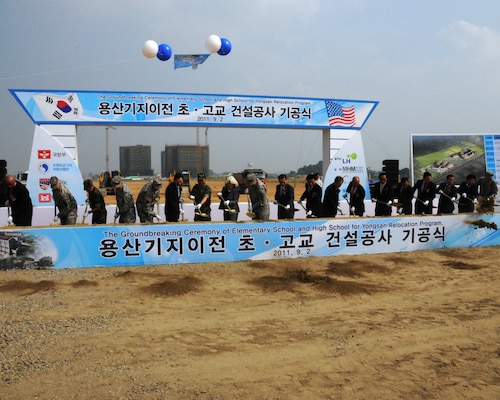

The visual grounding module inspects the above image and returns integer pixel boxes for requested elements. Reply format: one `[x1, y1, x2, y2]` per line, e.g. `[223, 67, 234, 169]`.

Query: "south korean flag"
[33, 92, 83, 122]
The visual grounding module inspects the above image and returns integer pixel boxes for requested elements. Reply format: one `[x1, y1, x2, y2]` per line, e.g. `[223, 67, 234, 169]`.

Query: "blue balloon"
[157, 43, 172, 61]
[217, 38, 232, 56]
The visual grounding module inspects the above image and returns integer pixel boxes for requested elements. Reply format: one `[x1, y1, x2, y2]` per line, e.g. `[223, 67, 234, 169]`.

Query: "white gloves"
[195, 204, 201, 210]
[217, 192, 223, 197]
[179, 208, 184, 215]
[83, 212, 89, 218]
[224, 200, 230, 206]
[306, 210, 313, 216]
[423, 200, 429, 206]
[179, 197, 184, 203]
[371, 198, 377, 203]
[273, 200, 278, 204]
[462, 193, 467, 198]
[189, 195, 195, 200]
[154, 214, 162, 222]
[387, 200, 392, 205]
[350, 207, 355, 213]
[474, 198, 478, 204]
[7, 216, 13, 225]
[451, 197, 456, 202]
[285, 204, 291, 210]
[53, 216, 59, 223]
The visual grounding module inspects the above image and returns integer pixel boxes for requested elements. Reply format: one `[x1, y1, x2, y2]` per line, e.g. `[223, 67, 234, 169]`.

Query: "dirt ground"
[1, 245, 499, 399]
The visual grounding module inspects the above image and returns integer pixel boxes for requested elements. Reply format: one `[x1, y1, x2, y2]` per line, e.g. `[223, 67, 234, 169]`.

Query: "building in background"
[119, 145, 153, 177]
[161, 145, 209, 178]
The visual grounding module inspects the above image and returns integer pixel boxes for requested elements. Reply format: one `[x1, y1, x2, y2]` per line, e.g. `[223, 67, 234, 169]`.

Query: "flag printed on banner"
[174, 54, 210, 70]
[325, 101, 356, 127]
[33, 92, 82, 121]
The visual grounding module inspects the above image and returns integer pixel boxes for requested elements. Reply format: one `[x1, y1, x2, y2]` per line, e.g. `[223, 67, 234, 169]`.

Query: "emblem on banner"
[38, 149, 51, 159]
[38, 162, 50, 174]
[39, 177, 50, 190]
[38, 193, 52, 203]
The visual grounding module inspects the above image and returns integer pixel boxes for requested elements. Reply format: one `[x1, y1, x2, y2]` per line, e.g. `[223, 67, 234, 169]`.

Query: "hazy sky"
[1, 0, 499, 176]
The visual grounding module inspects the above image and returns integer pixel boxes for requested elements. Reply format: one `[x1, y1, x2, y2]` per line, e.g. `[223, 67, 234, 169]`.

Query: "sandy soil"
[1, 245, 499, 399]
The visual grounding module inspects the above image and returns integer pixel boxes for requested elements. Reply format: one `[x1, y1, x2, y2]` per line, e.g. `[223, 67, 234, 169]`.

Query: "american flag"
[325, 101, 356, 127]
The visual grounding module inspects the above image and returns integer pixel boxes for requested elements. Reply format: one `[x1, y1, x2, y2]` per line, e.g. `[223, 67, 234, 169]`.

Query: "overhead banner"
[1, 213, 498, 270]
[10, 89, 378, 129]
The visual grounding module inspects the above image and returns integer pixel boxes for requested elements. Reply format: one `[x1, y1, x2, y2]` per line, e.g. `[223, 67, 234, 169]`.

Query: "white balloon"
[142, 40, 159, 58]
[205, 34, 221, 53]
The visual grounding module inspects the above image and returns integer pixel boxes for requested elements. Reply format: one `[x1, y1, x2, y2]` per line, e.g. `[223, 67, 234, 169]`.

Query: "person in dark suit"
[412, 171, 436, 215]
[165, 172, 183, 222]
[218, 175, 240, 221]
[299, 173, 322, 217]
[4, 175, 33, 226]
[437, 174, 458, 214]
[394, 177, 413, 215]
[322, 175, 344, 218]
[371, 172, 394, 216]
[345, 176, 365, 217]
[274, 174, 295, 219]
[457, 174, 478, 213]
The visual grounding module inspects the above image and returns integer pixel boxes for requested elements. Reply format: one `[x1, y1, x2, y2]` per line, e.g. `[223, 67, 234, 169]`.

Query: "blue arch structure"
[7, 89, 498, 270]
[10, 89, 378, 207]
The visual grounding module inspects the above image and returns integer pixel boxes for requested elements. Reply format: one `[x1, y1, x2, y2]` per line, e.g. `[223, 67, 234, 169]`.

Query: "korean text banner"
[10, 89, 378, 130]
[1, 213, 498, 270]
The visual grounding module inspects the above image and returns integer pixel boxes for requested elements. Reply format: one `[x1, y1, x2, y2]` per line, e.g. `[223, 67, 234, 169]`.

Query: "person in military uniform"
[136, 178, 162, 223]
[190, 173, 212, 221]
[112, 176, 136, 223]
[50, 176, 77, 225]
[247, 173, 270, 220]
[83, 178, 107, 224]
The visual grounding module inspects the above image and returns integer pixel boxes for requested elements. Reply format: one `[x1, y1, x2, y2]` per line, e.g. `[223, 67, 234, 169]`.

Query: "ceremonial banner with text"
[1, 213, 498, 270]
[10, 89, 378, 129]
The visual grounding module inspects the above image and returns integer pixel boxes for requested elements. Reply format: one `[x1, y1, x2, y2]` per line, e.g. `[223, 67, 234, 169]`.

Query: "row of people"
[2, 170, 498, 226]
[374, 171, 497, 216]
[81, 170, 500, 223]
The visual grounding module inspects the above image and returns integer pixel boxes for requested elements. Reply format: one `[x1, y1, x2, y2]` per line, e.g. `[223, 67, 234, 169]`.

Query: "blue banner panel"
[1, 214, 498, 269]
[10, 89, 378, 130]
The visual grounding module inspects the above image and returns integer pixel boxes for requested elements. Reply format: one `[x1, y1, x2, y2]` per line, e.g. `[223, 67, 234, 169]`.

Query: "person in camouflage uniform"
[136, 178, 162, 223]
[83, 178, 107, 224]
[190, 173, 211, 221]
[246, 173, 270, 220]
[112, 176, 136, 223]
[50, 176, 77, 225]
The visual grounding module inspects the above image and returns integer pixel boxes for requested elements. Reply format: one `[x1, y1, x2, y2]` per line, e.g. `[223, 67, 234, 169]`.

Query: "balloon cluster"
[142, 35, 232, 61]
[204, 35, 232, 55]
